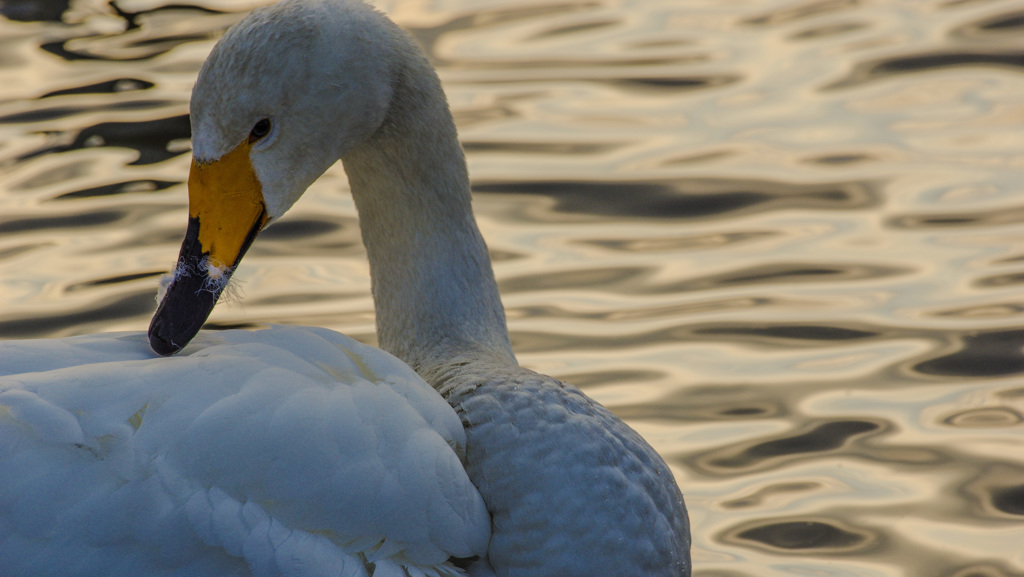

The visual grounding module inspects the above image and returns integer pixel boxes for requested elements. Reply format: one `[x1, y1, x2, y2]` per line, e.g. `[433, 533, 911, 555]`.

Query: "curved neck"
[341, 45, 515, 377]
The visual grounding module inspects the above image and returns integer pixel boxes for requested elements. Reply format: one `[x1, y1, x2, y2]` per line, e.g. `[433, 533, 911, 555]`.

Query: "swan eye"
[249, 118, 271, 142]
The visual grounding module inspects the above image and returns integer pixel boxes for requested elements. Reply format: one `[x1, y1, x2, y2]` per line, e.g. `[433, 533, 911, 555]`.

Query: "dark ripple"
[455, 56, 708, 71]
[259, 218, 342, 240]
[614, 384, 786, 422]
[994, 252, 1024, 264]
[509, 318, 903, 353]
[17, 115, 190, 166]
[453, 104, 519, 128]
[506, 297, 780, 323]
[699, 262, 897, 288]
[0, 100, 177, 124]
[54, 179, 178, 201]
[455, 73, 739, 93]
[0, 203, 177, 236]
[244, 215, 367, 260]
[108, 3, 220, 31]
[11, 159, 90, 191]
[726, 519, 873, 553]
[463, 141, 624, 155]
[887, 204, 1024, 229]
[509, 329, 632, 353]
[696, 324, 878, 342]
[946, 564, 1023, 577]
[40, 6, 232, 62]
[0, 106, 83, 124]
[951, 8, 1024, 39]
[41, 78, 154, 99]
[554, 369, 663, 388]
[659, 149, 736, 166]
[0, 0, 69, 22]
[500, 266, 648, 294]
[990, 485, 1024, 516]
[0, 211, 123, 235]
[975, 272, 1024, 288]
[641, 261, 902, 294]
[602, 75, 740, 93]
[487, 248, 526, 262]
[931, 302, 1024, 319]
[743, 0, 861, 27]
[0, 242, 51, 261]
[788, 21, 870, 40]
[42, 35, 204, 62]
[942, 407, 1023, 428]
[707, 420, 881, 469]
[827, 51, 1024, 90]
[473, 178, 879, 220]
[246, 292, 363, 307]
[802, 152, 877, 165]
[958, 463, 1024, 522]
[65, 271, 164, 293]
[406, 1, 601, 64]
[681, 404, 956, 475]
[721, 482, 822, 509]
[529, 19, 618, 39]
[914, 329, 1024, 377]
[0, 290, 154, 338]
[978, 12, 1024, 31]
[580, 231, 778, 253]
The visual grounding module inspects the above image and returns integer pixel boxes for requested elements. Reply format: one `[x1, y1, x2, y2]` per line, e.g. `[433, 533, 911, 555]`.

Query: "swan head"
[149, 0, 397, 355]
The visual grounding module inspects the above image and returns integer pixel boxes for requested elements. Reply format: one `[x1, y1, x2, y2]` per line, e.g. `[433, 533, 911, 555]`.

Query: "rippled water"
[3, 0, 1024, 574]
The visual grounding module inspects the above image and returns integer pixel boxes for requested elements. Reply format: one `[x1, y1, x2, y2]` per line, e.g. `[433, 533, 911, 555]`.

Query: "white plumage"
[0, 327, 488, 576]
[1, 0, 690, 575]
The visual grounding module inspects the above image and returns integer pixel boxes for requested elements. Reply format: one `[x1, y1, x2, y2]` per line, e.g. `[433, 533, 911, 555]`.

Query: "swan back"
[0, 327, 490, 576]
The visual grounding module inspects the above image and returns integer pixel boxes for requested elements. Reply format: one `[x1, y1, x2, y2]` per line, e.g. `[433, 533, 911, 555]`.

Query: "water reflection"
[475, 178, 880, 220]
[699, 420, 882, 472]
[828, 51, 1024, 90]
[615, 384, 786, 422]
[0, 288, 154, 337]
[3, 0, 1024, 575]
[52, 179, 177, 200]
[725, 518, 877, 554]
[914, 328, 1024, 377]
[40, 77, 153, 97]
[0, 0, 70, 22]
[41, 7, 242, 61]
[942, 406, 1023, 427]
[10, 115, 190, 165]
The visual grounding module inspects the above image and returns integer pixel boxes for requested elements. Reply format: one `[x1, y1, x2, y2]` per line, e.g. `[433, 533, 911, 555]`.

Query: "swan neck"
[342, 48, 515, 376]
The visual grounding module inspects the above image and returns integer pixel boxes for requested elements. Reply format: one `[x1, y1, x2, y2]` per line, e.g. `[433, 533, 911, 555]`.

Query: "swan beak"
[149, 141, 269, 356]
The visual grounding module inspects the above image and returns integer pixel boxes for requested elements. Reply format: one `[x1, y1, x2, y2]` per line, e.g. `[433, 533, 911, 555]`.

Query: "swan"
[1, 327, 488, 577]
[0, 0, 690, 575]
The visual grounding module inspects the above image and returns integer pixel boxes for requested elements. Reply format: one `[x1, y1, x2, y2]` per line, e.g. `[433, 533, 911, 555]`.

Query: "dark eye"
[249, 118, 271, 142]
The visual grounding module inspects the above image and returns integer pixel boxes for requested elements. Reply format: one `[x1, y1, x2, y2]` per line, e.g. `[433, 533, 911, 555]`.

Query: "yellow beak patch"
[188, 140, 270, 270]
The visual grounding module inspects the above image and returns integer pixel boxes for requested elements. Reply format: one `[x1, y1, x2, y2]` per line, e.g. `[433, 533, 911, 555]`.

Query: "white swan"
[1, 327, 487, 577]
[0, 1, 690, 576]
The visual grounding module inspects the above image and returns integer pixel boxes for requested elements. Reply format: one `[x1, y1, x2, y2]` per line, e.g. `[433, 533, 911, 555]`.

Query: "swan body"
[0, 326, 487, 576]
[2, 0, 691, 575]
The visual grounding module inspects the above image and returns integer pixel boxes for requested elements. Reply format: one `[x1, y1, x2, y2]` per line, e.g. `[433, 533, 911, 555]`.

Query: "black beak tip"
[147, 272, 217, 357]
[148, 211, 263, 357]
[148, 319, 183, 356]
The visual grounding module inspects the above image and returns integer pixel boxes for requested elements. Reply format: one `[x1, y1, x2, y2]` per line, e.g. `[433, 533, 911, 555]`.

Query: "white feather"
[0, 327, 488, 576]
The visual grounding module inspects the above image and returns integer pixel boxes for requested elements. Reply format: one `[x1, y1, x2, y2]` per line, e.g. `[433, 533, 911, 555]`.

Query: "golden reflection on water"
[3, 0, 1024, 575]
